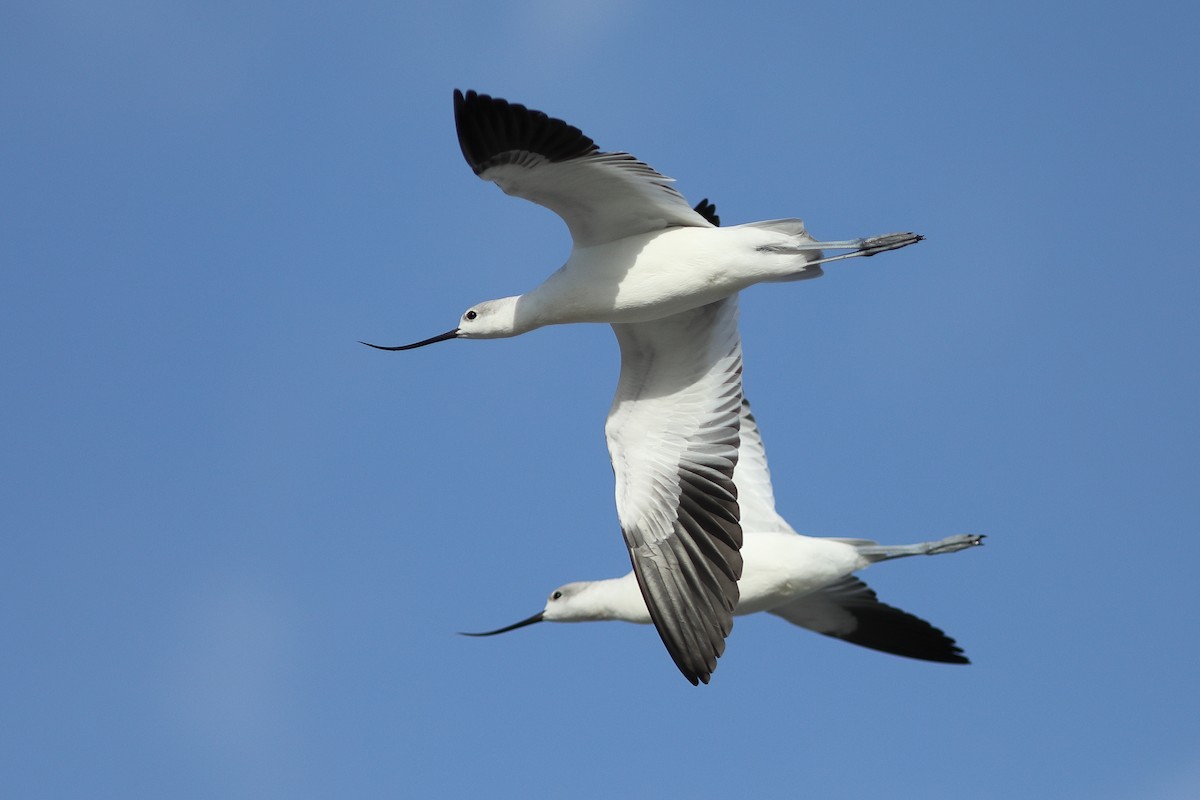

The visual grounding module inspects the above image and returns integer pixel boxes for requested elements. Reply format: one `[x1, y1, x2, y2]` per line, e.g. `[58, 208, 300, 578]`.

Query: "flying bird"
[367, 91, 925, 684]
[465, 400, 983, 669]
[367, 90, 922, 351]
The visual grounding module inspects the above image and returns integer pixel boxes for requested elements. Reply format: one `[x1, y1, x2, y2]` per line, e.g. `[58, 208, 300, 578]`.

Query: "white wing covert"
[733, 400, 797, 536]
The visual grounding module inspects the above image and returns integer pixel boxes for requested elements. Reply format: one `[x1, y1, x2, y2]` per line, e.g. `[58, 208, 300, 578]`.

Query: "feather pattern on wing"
[732, 399, 798, 536]
[454, 90, 714, 246]
[768, 576, 969, 664]
[606, 296, 744, 684]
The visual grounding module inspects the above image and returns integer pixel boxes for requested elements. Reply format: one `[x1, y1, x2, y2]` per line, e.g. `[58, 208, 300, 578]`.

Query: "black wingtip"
[453, 89, 599, 175]
[842, 605, 972, 664]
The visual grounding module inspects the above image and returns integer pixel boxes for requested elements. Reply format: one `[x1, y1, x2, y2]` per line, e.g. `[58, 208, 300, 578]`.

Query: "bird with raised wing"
[366, 90, 922, 351]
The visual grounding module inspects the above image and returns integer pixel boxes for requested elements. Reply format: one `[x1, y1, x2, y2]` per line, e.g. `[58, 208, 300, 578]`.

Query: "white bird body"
[734, 532, 869, 616]
[524, 529, 975, 626]
[532, 533, 868, 626]
[508, 223, 826, 332]
[370, 90, 928, 683]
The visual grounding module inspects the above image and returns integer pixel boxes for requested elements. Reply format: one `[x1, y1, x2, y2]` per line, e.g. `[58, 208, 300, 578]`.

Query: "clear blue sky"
[4, 2, 1198, 798]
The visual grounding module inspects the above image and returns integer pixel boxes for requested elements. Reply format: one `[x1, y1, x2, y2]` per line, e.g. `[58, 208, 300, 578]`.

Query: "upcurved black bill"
[360, 328, 460, 351]
[459, 611, 544, 637]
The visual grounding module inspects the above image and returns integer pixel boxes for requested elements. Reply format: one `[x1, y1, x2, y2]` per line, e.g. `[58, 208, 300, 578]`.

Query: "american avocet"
[464, 400, 983, 669]
[367, 91, 924, 684]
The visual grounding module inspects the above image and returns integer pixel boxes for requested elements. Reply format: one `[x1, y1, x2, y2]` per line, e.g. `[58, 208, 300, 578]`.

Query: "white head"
[540, 581, 608, 622]
[460, 578, 645, 638]
[359, 296, 526, 351]
[456, 297, 523, 339]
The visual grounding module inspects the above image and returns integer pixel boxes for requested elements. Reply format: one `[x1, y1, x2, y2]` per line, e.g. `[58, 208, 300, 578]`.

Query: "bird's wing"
[767, 576, 969, 664]
[733, 399, 798, 535]
[454, 90, 714, 247]
[691, 202, 790, 537]
[607, 295, 743, 685]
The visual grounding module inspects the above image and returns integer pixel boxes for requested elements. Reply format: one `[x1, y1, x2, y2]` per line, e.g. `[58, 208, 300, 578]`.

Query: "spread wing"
[768, 576, 970, 664]
[454, 89, 714, 247]
[606, 296, 744, 685]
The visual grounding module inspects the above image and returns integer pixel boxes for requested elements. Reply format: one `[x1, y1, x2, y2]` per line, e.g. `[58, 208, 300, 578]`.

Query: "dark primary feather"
[772, 577, 969, 664]
[625, 434, 743, 684]
[454, 89, 599, 176]
[452, 90, 714, 245]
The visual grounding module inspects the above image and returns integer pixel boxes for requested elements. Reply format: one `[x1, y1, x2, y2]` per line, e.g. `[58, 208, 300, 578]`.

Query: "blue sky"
[3, 1, 1199, 797]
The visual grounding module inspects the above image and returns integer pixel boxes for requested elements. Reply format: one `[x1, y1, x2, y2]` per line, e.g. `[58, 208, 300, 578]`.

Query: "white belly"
[533, 226, 789, 325]
[734, 533, 866, 616]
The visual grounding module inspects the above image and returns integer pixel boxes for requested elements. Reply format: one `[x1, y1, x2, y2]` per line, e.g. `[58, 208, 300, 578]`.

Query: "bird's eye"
[465, 310, 478, 321]
[551, 591, 562, 600]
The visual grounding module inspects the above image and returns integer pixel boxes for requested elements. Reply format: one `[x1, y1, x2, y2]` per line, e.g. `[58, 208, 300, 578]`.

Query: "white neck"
[574, 574, 651, 624]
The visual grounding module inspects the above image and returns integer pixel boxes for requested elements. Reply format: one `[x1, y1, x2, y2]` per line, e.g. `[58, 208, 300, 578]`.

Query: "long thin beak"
[459, 611, 545, 637]
[360, 328, 460, 351]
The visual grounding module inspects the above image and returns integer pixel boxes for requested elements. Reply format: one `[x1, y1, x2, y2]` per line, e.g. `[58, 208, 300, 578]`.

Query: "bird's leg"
[857, 533, 985, 562]
[794, 232, 925, 268]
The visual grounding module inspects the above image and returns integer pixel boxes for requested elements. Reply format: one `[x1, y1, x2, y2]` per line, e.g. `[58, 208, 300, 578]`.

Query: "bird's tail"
[734, 219, 827, 282]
